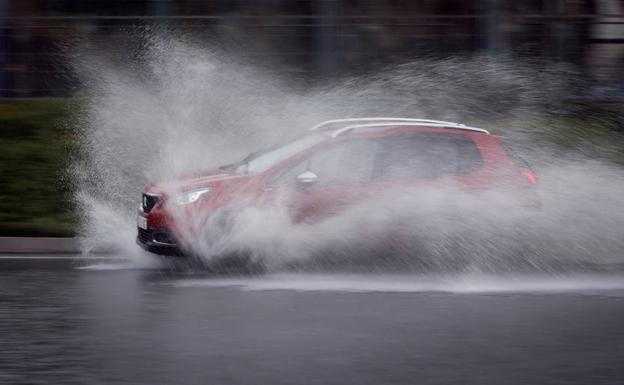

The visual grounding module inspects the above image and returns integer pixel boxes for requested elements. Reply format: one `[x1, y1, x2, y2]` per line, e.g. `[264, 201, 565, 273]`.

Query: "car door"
[268, 138, 380, 223]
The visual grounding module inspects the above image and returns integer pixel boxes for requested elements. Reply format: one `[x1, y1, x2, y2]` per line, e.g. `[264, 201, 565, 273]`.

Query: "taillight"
[520, 169, 537, 185]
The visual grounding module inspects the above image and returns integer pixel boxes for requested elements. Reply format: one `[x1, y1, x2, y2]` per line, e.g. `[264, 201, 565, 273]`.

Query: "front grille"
[142, 193, 160, 213]
[137, 227, 151, 244]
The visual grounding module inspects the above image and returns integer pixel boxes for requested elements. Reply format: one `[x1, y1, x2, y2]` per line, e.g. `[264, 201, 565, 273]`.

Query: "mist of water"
[68, 33, 624, 273]
[170, 273, 624, 294]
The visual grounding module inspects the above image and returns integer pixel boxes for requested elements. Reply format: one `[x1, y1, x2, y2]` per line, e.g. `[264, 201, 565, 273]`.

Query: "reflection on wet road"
[1, 262, 624, 385]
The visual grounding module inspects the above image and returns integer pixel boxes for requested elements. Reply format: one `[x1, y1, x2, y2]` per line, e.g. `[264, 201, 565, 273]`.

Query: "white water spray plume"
[68, 33, 624, 273]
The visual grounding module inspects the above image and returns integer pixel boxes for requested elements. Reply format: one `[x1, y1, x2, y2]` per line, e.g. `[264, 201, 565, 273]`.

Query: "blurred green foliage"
[0, 99, 76, 236]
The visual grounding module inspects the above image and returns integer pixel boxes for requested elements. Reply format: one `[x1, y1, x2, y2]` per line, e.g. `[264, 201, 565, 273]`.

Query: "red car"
[136, 118, 538, 260]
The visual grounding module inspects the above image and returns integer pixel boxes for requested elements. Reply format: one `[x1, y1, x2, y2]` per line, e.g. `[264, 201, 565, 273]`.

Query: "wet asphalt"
[1, 257, 624, 385]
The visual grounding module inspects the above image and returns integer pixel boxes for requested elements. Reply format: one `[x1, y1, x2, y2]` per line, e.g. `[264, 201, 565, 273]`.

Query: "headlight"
[171, 188, 211, 206]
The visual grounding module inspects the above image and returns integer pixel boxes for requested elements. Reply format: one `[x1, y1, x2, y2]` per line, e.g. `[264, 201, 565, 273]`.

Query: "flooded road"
[1, 262, 624, 385]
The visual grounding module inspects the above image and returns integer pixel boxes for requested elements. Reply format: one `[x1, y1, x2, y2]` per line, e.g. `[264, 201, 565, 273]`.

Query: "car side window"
[271, 139, 378, 186]
[373, 133, 482, 180]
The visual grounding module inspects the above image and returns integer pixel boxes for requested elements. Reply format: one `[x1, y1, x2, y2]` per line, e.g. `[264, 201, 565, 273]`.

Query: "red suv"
[136, 118, 538, 258]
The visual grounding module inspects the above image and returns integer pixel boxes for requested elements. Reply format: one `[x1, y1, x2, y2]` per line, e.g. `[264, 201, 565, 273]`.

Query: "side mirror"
[295, 170, 319, 187]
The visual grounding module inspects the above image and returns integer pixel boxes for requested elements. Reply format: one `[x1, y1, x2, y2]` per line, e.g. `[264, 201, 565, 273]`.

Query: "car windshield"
[231, 133, 327, 175]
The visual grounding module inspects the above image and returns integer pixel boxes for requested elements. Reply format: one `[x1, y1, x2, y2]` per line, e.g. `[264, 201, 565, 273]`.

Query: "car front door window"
[273, 139, 378, 186]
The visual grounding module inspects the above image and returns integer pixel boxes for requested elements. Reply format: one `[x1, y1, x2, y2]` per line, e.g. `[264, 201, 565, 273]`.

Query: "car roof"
[310, 118, 490, 138]
[329, 122, 490, 139]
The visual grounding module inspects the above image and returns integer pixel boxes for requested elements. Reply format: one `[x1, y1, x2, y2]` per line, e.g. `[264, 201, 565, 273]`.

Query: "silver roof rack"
[309, 117, 467, 132]
[329, 122, 490, 138]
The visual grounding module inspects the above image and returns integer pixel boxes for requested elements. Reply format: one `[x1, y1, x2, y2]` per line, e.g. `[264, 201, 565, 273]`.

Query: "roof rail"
[329, 122, 490, 138]
[309, 117, 465, 131]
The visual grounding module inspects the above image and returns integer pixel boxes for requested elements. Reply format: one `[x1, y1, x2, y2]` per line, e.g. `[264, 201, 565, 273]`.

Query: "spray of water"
[170, 273, 624, 295]
[69, 32, 624, 274]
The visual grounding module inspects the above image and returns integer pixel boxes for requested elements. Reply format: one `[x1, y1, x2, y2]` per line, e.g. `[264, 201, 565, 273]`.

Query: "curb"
[0, 237, 81, 254]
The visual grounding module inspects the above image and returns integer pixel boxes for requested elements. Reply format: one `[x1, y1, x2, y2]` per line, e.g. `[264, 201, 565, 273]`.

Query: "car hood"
[144, 170, 254, 195]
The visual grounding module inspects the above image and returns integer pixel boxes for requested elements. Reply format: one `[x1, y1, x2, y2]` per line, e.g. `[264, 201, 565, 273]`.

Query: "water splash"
[170, 273, 624, 295]
[68, 32, 624, 272]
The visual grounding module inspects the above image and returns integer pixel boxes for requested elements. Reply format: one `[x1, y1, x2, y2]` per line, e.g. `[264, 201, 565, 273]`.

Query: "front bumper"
[136, 227, 184, 256]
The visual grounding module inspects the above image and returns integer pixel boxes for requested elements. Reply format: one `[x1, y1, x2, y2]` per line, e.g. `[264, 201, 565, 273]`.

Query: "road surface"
[1, 257, 624, 385]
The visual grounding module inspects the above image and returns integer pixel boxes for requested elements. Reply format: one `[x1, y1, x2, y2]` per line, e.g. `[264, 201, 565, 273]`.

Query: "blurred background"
[1, 0, 624, 94]
[0, 0, 623, 237]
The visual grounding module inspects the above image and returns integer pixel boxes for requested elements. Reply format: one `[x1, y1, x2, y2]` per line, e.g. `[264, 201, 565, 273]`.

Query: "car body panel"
[136, 124, 538, 256]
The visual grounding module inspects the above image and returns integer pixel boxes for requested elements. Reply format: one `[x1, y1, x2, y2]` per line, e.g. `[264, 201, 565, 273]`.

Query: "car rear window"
[373, 132, 482, 180]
